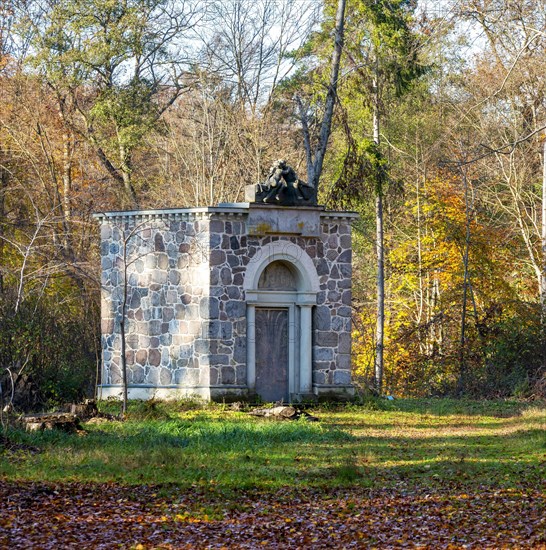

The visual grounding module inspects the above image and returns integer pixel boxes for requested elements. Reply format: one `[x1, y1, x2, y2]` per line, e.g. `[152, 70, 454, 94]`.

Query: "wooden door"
[255, 308, 289, 403]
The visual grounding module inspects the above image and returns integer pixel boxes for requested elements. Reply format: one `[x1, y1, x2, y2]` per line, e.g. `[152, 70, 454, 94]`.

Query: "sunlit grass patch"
[1, 399, 544, 492]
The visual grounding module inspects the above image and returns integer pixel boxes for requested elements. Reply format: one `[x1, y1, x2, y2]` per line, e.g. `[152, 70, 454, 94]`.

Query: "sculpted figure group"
[252, 160, 316, 206]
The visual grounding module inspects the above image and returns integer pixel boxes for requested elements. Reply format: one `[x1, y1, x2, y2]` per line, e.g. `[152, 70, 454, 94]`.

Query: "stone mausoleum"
[96, 163, 357, 402]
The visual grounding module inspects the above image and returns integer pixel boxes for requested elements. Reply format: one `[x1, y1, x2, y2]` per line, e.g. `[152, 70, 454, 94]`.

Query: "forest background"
[1, 0, 545, 410]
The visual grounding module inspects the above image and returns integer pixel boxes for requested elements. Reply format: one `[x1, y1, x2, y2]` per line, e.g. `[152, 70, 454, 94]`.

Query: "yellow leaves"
[174, 512, 209, 523]
[354, 171, 531, 394]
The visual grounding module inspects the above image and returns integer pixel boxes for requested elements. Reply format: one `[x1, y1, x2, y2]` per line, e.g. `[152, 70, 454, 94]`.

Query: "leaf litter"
[1, 480, 544, 549]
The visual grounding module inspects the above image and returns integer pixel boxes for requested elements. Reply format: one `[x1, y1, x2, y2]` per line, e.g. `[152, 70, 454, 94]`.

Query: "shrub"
[0, 296, 97, 411]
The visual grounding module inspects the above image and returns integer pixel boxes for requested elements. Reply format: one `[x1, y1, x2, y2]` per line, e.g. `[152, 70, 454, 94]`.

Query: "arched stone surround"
[244, 242, 320, 401]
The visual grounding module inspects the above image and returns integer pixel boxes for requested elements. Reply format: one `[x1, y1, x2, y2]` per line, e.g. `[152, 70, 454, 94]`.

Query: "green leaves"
[90, 78, 159, 149]
[19, 0, 196, 205]
[326, 137, 387, 207]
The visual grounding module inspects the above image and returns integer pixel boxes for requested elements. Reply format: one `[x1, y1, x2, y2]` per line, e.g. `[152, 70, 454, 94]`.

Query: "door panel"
[255, 308, 289, 402]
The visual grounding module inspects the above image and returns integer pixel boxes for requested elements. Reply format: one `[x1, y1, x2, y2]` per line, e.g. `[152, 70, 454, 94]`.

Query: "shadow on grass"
[296, 422, 546, 488]
[1, 404, 544, 491]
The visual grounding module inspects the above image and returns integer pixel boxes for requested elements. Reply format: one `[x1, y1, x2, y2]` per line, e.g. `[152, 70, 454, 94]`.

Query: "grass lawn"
[1, 398, 545, 548]
[1, 398, 544, 490]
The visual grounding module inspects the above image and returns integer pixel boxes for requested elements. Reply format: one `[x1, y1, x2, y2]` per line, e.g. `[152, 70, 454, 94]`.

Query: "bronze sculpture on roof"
[245, 160, 317, 206]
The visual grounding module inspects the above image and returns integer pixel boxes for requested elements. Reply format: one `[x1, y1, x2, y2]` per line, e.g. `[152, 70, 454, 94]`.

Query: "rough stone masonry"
[95, 202, 358, 402]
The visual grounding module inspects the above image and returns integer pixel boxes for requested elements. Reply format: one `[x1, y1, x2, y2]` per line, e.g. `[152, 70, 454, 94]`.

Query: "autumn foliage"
[353, 173, 543, 397]
[1, 481, 544, 549]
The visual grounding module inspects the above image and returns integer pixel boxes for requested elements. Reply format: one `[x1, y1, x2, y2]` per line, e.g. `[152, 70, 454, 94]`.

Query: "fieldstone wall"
[205, 217, 248, 390]
[96, 205, 356, 401]
[312, 219, 353, 389]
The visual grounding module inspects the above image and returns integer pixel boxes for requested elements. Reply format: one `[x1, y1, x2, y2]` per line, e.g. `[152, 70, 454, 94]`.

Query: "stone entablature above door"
[94, 203, 358, 402]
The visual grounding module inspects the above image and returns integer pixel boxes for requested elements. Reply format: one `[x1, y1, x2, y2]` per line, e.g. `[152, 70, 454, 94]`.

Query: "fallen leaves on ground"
[0, 480, 544, 549]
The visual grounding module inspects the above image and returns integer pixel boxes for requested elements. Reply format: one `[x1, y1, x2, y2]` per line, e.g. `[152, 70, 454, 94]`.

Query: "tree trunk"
[299, 0, 346, 194]
[120, 237, 129, 416]
[61, 128, 73, 252]
[120, 311, 128, 416]
[375, 191, 385, 394]
[62, 131, 72, 223]
[373, 67, 384, 394]
[542, 138, 546, 367]
[458, 164, 472, 395]
[0, 153, 7, 294]
[119, 142, 138, 209]
[311, 0, 346, 191]
[249, 406, 318, 421]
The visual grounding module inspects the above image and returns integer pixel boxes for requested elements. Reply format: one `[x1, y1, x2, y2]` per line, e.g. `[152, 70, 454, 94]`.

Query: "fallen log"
[20, 413, 82, 433]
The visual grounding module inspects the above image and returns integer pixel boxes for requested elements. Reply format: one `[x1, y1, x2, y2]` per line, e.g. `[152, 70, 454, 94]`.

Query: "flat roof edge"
[92, 205, 359, 221]
[93, 205, 251, 220]
[321, 211, 359, 219]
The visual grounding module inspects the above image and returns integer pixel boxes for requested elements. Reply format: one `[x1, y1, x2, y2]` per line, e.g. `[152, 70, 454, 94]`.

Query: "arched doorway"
[244, 241, 319, 402]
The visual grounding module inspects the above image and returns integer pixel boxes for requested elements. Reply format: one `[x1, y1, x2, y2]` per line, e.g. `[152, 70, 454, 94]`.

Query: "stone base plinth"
[97, 385, 247, 401]
[98, 384, 355, 403]
[313, 384, 355, 402]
